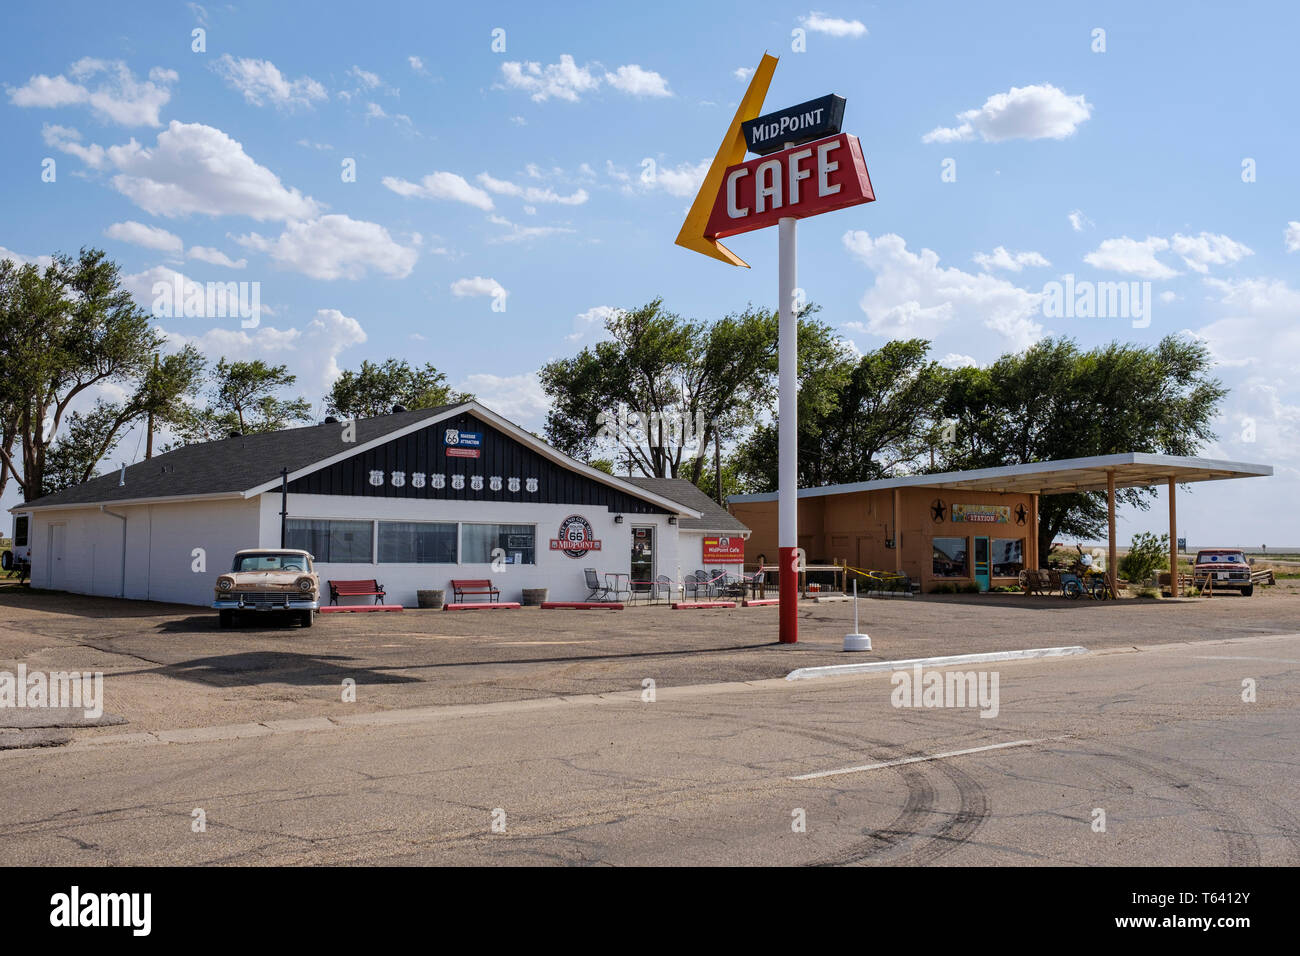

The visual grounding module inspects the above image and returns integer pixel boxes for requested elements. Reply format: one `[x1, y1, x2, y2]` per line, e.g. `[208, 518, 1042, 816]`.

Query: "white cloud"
[104, 220, 184, 255]
[42, 124, 107, 167]
[972, 246, 1051, 272]
[234, 215, 418, 280]
[107, 120, 321, 221]
[734, 67, 755, 81]
[1068, 209, 1092, 232]
[0, 247, 54, 269]
[457, 372, 549, 429]
[408, 56, 427, 75]
[1285, 221, 1300, 253]
[1169, 232, 1252, 273]
[213, 55, 327, 110]
[940, 353, 982, 369]
[451, 276, 506, 299]
[348, 66, 383, 89]
[923, 83, 1092, 144]
[625, 158, 711, 198]
[842, 230, 1044, 351]
[382, 171, 494, 210]
[476, 173, 588, 205]
[501, 55, 600, 103]
[604, 65, 672, 97]
[1082, 236, 1179, 279]
[800, 12, 868, 38]
[187, 246, 247, 269]
[160, 307, 366, 400]
[487, 215, 576, 243]
[500, 55, 671, 102]
[566, 305, 620, 342]
[7, 59, 176, 126]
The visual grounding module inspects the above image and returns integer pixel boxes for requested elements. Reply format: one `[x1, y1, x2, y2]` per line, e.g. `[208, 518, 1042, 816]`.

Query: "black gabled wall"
[288, 411, 669, 514]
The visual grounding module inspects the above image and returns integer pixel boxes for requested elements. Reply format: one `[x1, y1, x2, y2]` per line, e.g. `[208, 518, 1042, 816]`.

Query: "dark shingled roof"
[22, 404, 462, 509]
[624, 477, 749, 533]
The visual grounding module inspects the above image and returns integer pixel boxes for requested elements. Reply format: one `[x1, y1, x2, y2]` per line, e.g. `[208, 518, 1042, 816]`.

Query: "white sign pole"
[778, 215, 798, 643]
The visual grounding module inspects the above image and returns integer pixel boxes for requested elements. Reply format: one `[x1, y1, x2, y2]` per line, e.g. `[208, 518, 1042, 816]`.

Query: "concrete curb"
[785, 645, 1089, 681]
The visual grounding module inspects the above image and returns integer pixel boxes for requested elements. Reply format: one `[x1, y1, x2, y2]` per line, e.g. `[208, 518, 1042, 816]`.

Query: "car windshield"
[1197, 552, 1245, 564]
[233, 553, 309, 572]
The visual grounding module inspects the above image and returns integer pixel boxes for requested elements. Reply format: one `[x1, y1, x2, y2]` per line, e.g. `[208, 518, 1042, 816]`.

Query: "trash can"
[417, 589, 445, 609]
[522, 587, 548, 606]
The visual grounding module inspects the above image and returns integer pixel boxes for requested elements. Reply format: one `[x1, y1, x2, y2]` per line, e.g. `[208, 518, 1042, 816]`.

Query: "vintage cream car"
[213, 548, 320, 628]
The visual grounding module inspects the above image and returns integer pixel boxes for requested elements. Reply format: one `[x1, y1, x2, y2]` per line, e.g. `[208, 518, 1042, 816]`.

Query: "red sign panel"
[445, 447, 480, 459]
[703, 535, 745, 565]
[704, 133, 874, 240]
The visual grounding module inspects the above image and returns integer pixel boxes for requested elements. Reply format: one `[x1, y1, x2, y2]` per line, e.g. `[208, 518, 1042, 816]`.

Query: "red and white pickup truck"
[1193, 549, 1254, 596]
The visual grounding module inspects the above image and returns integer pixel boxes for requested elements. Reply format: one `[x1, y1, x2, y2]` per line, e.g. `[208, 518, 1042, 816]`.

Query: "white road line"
[1192, 656, 1300, 664]
[790, 737, 1060, 781]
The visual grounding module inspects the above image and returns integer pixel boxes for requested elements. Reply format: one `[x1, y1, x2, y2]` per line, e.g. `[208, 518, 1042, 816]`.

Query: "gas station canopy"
[730, 453, 1273, 502]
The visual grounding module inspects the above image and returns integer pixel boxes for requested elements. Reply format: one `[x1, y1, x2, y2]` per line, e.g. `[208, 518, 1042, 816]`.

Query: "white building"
[12, 401, 750, 607]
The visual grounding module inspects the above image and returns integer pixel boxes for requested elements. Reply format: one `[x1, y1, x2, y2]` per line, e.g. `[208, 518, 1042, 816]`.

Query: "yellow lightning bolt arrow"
[674, 53, 778, 268]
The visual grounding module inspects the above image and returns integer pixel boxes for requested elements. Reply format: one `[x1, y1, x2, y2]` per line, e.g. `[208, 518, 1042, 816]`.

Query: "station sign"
[703, 133, 874, 241]
[741, 93, 845, 156]
[444, 428, 482, 459]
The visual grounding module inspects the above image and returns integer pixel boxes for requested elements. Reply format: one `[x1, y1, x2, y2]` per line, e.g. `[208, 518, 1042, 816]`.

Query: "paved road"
[1, 632, 1297, 865]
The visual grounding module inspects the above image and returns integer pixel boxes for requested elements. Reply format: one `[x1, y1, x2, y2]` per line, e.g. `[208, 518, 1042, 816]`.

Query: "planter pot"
[417, 589, 445, 609]
[521, 587, 549, 606]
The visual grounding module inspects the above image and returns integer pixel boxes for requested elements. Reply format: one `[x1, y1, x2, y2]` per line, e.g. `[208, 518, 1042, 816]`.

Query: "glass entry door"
[631, 526, 654, 584]
[974, 536, 991, 592]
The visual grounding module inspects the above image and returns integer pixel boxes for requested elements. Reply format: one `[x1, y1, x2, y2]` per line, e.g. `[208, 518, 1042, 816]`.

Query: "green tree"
[938, 336, 1226, 560]
[325, 358, 467, 419]
[732, 337, 947, 491]
[539, 298, 782, 483]
[178, 358, 312, 442]
[0, 249, 176, 501]
[41, 346, 206, 494]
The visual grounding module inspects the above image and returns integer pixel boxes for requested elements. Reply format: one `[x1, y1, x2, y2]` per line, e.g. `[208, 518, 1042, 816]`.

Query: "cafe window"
[461, 524, 536, 565]
[378, 521, 457, 564]
[286, 519, 372, 563]
[932, 537, 968, 577]
[992, 538, 1025, 576]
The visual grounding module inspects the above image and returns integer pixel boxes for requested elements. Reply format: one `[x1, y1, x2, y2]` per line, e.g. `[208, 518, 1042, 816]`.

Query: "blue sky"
[2, 0, 1298, 546]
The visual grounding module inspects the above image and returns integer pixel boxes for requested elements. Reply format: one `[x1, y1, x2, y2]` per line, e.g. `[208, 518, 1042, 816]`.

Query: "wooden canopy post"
[892, 486, 902, 572]
[1107, 469, 1117, 595]
[1031, 493, 1040, 569]
[1168, 477, 1178, 598]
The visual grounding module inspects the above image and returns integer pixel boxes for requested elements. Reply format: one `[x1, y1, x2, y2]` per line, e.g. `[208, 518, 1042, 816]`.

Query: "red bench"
[450, 578, 500, 604]
[328, 579, 386, 605]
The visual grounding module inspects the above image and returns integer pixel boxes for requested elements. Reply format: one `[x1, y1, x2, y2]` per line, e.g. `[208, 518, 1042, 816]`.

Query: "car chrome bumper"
[213, 599, 320, 611]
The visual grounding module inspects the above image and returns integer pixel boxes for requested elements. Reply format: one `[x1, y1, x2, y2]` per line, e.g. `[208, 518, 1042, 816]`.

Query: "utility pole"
[145, 354, 158, 459]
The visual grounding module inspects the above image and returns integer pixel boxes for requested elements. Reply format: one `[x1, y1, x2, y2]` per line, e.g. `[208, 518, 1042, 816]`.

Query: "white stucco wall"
[262, 493, 686, 605]
[26, 497, 261, 605]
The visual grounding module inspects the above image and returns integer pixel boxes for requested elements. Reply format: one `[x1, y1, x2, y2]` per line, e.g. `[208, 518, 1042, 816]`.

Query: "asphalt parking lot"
[2, 579, 1298, 740]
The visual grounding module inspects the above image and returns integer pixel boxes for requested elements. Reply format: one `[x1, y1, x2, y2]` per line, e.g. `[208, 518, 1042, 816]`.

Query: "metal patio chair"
[584, 567, 613, 601]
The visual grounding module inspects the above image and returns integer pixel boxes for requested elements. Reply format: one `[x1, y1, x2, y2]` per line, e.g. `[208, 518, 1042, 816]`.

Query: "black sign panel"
[741, 94, 846, 156]
[288, 412, 669, 515]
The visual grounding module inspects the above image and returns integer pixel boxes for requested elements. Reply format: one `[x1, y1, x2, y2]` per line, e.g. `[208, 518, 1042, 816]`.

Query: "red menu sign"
[703, 535, 744, 564]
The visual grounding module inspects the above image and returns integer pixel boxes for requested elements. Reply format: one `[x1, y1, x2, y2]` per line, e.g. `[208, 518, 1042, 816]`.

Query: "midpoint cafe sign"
[740, 93, 846, 155]
[704, 133, 873, 240]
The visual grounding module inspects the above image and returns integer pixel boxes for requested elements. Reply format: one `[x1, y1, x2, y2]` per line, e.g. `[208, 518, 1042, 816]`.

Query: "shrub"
[1120, 532, 1169, 584]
